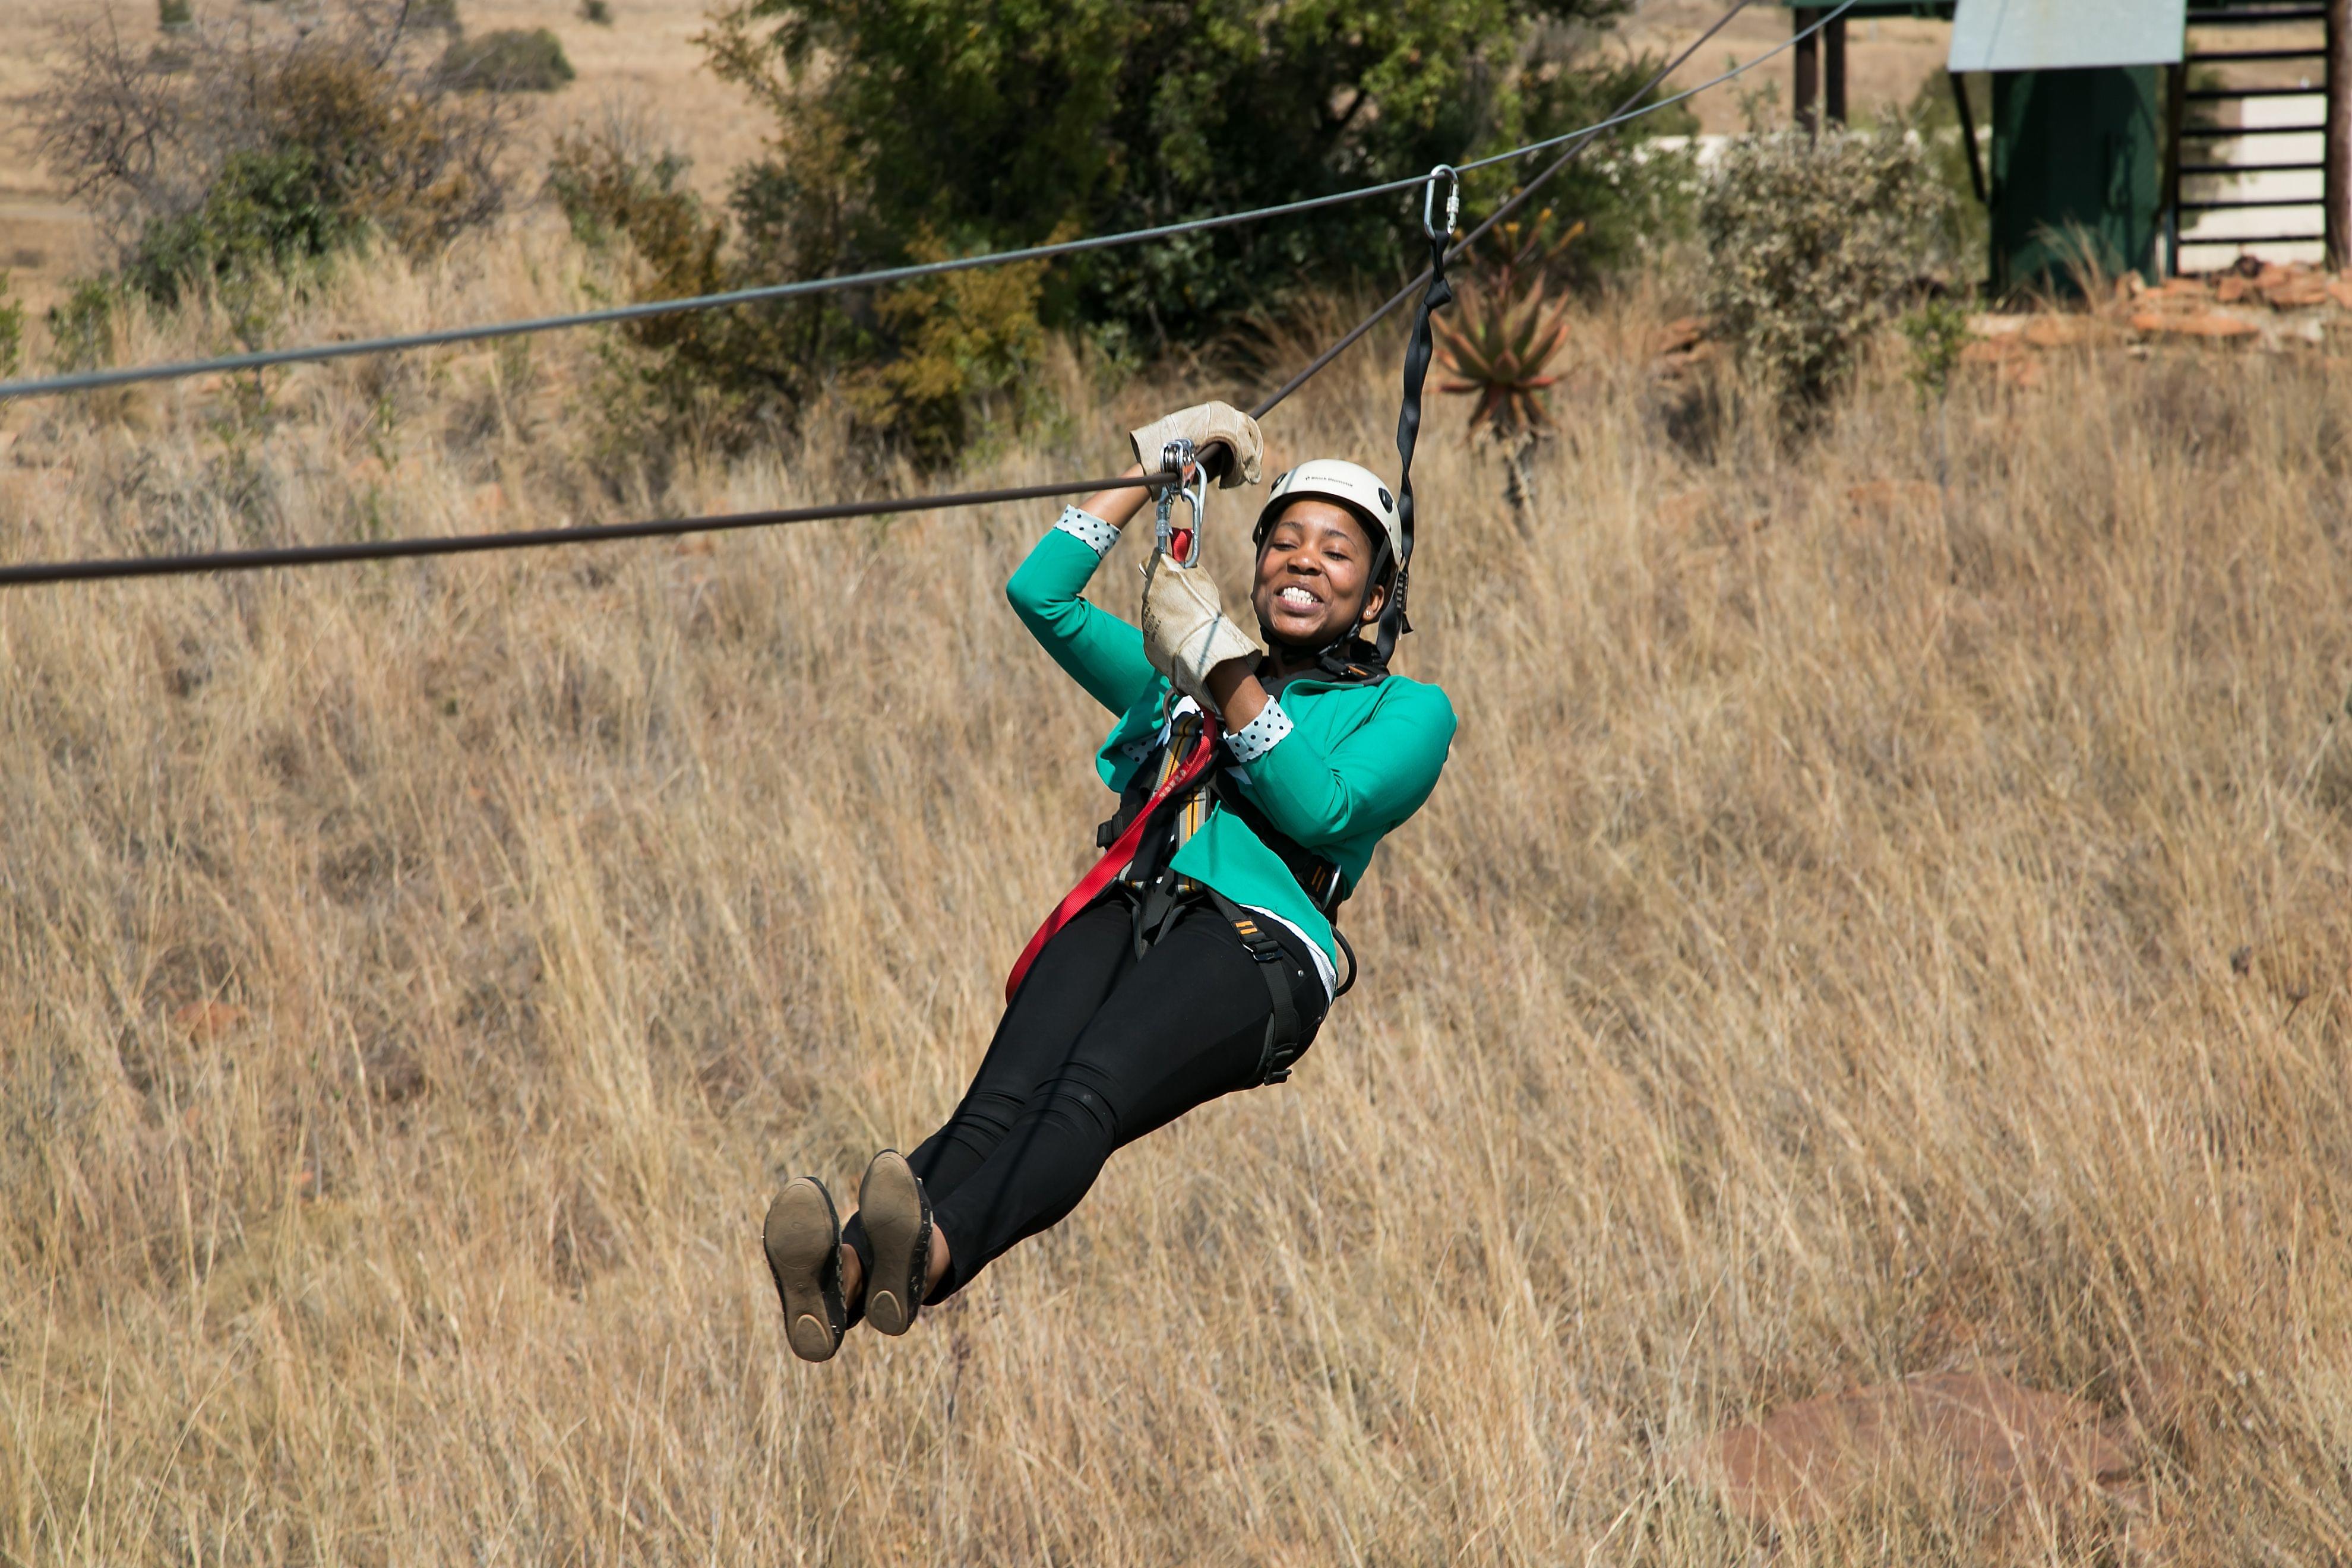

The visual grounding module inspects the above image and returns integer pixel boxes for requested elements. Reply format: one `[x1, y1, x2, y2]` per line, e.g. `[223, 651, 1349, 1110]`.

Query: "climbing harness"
[1001, 709, 1222, 1006]
[1209, 892, 1309, 1086]
[1004, 447, 1222, 1005]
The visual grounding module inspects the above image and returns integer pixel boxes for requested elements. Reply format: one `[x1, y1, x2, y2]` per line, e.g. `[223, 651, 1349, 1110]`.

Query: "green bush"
[158, 0, 193, 29]
[579, 0, 612, 24]
[1698, 125, 1955, 413]
[39, 7, 517, 315]
[46, 278, 121, 373]
[700, 0, 1671, 358]
[547, 119, 696, 252]
[125, 147, 360, 307]
[841, 227, 1058, 467]
[564, 0, 1692, 464]
[548, 121, 833, 457]
[440, 28, 574, 93]
[549, 116, 1060, 466]
[413, 0, 463, 31]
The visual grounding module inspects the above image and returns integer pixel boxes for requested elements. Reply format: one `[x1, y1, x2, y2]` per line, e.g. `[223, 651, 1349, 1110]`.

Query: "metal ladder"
[2170, 3, 2332, 264]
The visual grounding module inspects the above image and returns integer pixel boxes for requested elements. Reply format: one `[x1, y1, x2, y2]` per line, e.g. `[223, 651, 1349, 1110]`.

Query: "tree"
[37, 0, 518, 311]
[701, 0, 1649, 355]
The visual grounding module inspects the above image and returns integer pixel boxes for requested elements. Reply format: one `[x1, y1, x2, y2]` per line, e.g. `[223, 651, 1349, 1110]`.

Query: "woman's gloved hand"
[1142, 555, 1262, 704]
[1130, 402, 1264, 489]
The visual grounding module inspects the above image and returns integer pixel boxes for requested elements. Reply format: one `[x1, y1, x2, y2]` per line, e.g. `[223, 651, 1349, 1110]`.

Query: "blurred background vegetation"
[26, 0, 1971, 467]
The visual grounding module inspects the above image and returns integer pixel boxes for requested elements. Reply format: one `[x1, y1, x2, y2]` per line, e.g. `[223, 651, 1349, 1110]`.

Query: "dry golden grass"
[0, 0, 769, 316]
[4, 231, 2351, 1566]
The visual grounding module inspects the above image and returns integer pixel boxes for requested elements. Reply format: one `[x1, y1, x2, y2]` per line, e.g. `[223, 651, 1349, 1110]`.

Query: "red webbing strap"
[1004, 713, 1223, 1003]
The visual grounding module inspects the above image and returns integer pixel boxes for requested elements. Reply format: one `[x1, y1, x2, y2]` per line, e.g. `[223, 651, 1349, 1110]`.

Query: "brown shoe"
[763, 1177, 848, 1362]
[857, 1150, 933, 1336]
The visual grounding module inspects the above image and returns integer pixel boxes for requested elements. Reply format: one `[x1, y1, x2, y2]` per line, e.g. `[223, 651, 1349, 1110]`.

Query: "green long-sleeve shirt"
[1006, 514, 1455, 969]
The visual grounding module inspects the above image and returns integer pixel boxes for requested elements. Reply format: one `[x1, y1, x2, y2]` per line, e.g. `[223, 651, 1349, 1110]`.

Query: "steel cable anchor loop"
[1422, 164, 1461, 242]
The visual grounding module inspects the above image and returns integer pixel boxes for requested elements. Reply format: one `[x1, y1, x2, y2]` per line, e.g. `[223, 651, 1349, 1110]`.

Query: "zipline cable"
[0, 185, 1439, 402]
[0, 0, 1837, 589]
[0, 473, 1183, 586]
[0, 0, 1844, 405]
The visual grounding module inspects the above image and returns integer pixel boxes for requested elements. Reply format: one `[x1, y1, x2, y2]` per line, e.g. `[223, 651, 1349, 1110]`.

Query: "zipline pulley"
[1153, 437, 1209, 567]
[1422, 163, 1460, 242]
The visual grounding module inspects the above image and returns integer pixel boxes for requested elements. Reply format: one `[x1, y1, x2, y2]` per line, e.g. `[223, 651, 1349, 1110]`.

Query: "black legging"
[845, 893, 1326, 1303]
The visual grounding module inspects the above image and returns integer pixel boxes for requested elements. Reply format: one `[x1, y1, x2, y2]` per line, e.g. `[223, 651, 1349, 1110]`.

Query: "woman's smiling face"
[1251, 498, 1386, 648]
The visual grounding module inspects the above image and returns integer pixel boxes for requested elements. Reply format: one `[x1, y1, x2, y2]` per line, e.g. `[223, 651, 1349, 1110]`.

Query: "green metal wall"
[1990, 67, 2164, 295]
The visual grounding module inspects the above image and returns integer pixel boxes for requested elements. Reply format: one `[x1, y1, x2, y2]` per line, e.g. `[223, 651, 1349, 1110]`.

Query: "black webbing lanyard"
[1378, 165, 1459, 663]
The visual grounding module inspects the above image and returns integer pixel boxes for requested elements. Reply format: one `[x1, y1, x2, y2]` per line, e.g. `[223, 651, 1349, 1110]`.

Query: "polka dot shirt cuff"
[1224, 699, 1294, 764]
[1053, 505, 1120, 557]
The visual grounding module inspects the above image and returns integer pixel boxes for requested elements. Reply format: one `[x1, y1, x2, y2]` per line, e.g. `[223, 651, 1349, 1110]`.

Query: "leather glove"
[1142, 555, 1262, 705]
[1129, 401, 1263, 489]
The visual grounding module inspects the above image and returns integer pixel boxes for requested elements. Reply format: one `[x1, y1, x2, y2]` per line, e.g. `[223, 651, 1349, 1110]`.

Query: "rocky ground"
[1964, 261, 2352, 386]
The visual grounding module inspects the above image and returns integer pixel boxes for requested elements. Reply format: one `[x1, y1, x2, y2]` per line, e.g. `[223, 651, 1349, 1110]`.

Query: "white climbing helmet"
[1253, 459, 1405, 580]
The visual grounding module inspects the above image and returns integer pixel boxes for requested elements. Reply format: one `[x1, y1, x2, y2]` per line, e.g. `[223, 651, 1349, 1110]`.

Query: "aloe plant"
[1435, 287, 1571, 438]
[1435, 213, 1580, 514]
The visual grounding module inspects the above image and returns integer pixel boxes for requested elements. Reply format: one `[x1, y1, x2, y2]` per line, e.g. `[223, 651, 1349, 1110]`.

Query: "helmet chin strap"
[1253, 566, 1390, 678]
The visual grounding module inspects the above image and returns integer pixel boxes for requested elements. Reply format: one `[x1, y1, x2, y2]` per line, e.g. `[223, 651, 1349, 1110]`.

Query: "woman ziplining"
[758, 399, 1458, 1360]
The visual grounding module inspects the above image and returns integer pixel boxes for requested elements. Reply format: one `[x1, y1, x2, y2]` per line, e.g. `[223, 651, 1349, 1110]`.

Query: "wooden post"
[1795, 7, 1820, 138]
[2164, 61, 2186, 279]
[1952, 72, 1987, 207]
[2329, 0, 2351, 268]
[1825, 13, 1849, 127]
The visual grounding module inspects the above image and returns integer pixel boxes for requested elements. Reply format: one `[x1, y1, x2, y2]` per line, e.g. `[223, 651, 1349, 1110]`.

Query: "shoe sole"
[859, 1150, 930, 1336]
[763, 1179, 844, 1363]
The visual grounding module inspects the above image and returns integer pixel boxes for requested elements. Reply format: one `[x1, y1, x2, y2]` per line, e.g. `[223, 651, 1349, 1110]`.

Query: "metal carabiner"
[1422, 163, 1460, 244]
[1152, 437, 1209, 567]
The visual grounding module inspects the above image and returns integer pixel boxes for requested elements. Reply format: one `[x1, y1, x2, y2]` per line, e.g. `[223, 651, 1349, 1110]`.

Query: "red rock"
[2268, 274, 2333, 309]
[2132, 310, 2258, 339]
[1687, 1372, 2139, 1526]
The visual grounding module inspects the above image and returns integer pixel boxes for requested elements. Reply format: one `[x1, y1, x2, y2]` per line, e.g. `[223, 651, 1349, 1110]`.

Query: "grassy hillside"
[3, 240, 2350, 1564]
